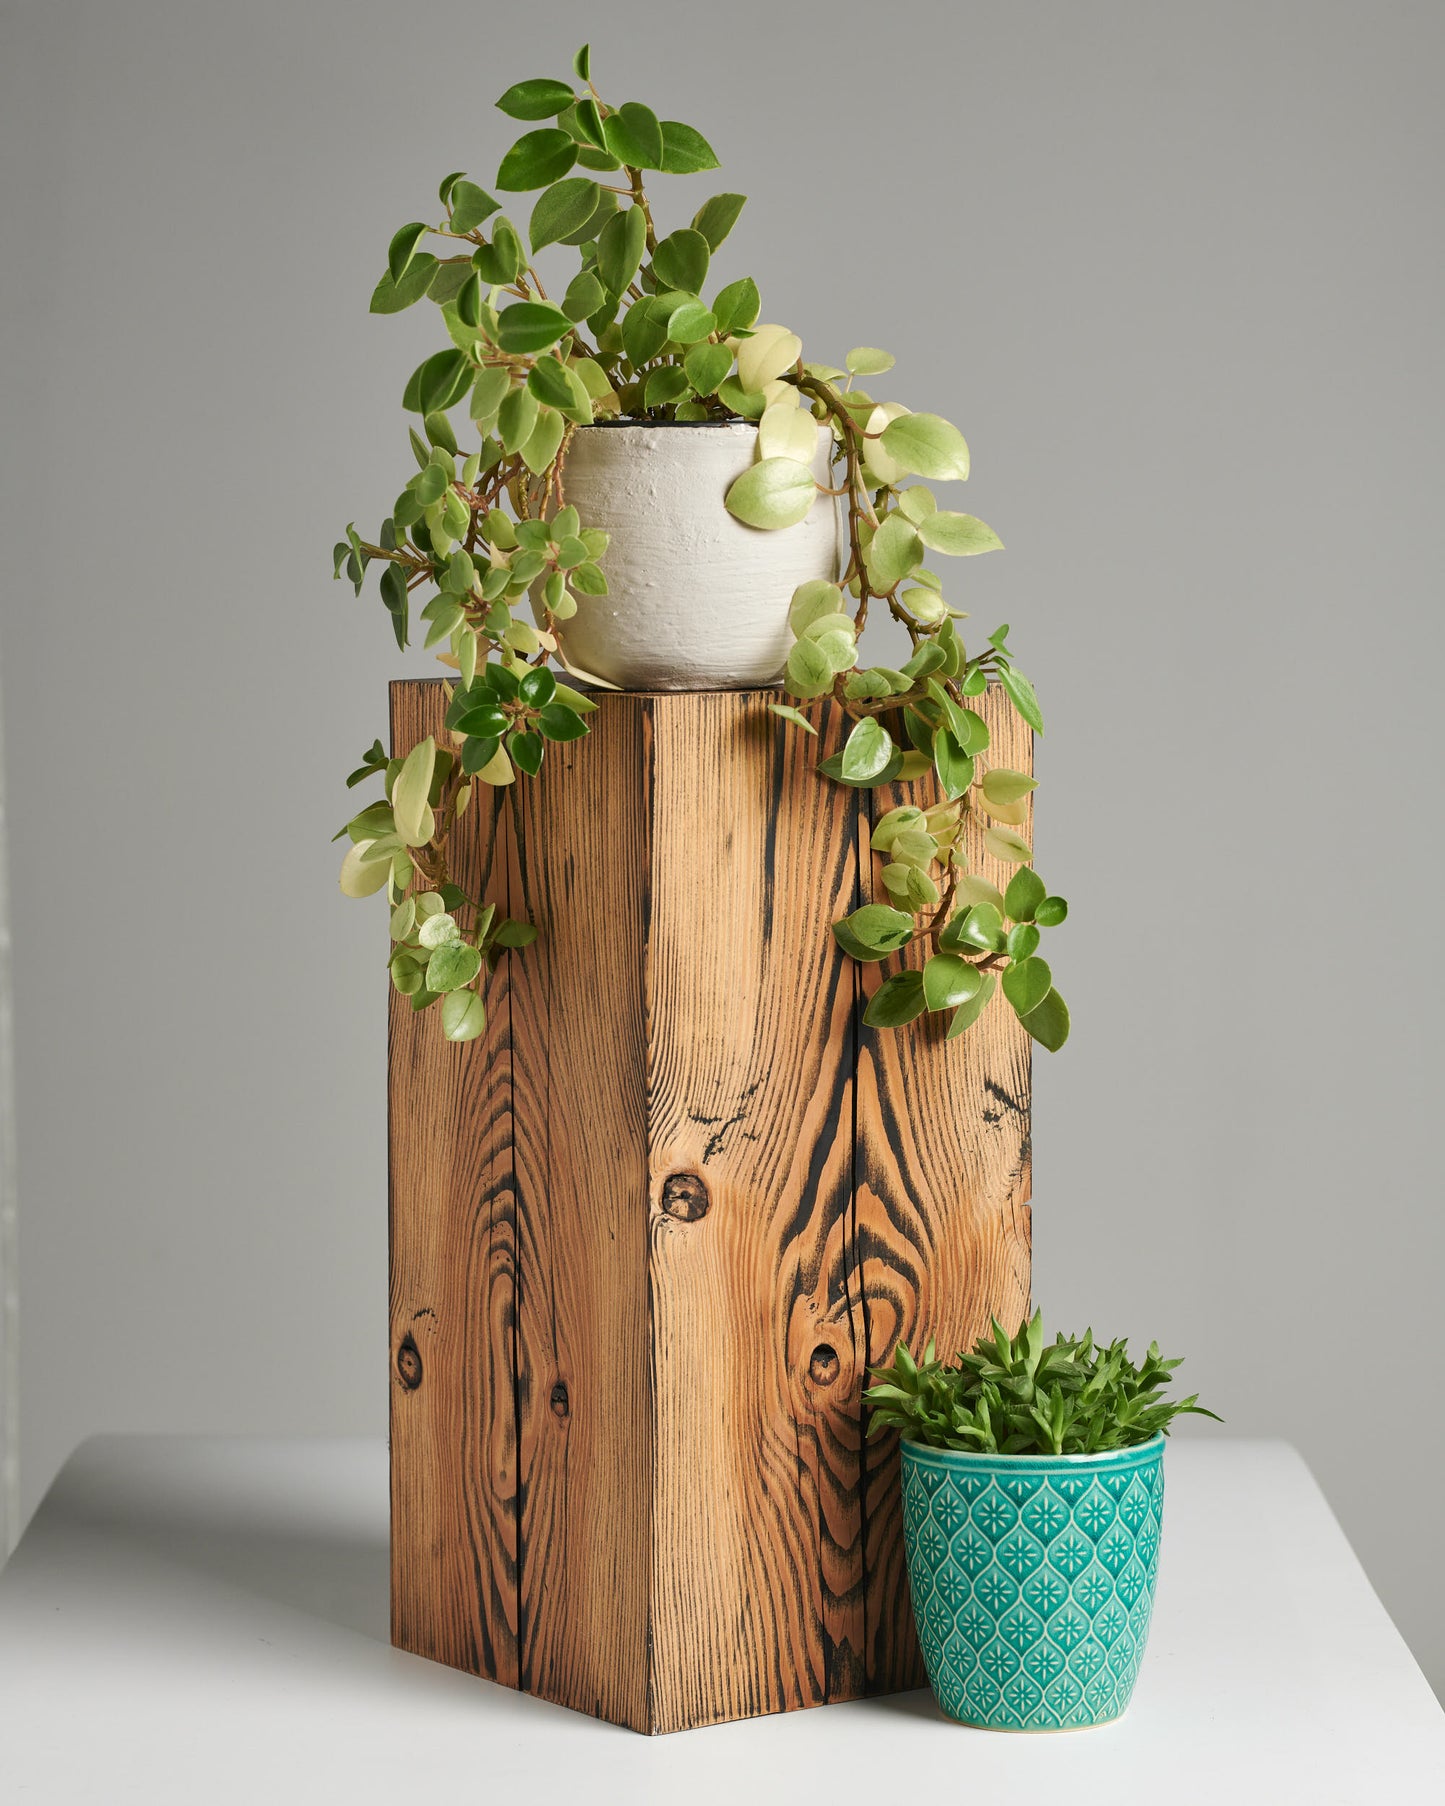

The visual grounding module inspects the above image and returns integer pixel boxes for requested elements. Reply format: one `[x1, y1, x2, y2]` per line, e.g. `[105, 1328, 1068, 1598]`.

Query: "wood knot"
[809, 1344, 840, 1386]
[660, 1173, 710, 1221]
[549, 1381, 570, 1420]
[396, 1335, 423, 1391]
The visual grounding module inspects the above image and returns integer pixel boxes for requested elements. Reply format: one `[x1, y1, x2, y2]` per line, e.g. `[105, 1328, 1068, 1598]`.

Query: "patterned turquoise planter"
[900, 1435, 1165, 1731]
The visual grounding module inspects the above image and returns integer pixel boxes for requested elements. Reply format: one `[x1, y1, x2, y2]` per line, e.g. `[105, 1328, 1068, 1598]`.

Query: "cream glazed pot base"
[552, 419, 843, 691]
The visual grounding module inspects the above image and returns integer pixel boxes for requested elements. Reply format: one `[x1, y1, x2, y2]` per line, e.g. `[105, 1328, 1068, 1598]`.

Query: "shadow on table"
[48, 1436, 391, 1644]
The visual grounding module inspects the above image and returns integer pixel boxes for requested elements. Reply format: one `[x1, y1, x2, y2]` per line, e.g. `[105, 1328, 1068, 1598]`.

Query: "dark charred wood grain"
[388, 683, 1032, 1732]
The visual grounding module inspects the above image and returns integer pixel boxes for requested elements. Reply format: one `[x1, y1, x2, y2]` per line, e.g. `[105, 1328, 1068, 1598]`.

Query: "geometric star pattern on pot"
[901, 1437, 1165, 1730]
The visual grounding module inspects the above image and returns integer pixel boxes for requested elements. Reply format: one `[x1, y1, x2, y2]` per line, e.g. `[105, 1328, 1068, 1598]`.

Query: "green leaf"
[864, 969, 927, 1028]
[768, 702, 817, 735]
[520, 406, 565, 474]
[441, 987, 488, 1042]
[933, 728, 974, 800]
[1007, 923, 1041, 961]
[453, 273, 484, 331]
[724, 457, 818, 529]
[495, 919, 538, 949]
[430, 261, 474, 306]
[812, 629, 858, 674]
[947, 972, 996, 1039]
[983, 767, 1037, 806]
[523, 352, 578, 413]
[998, 663, 1045, 734]
[918, 511, 1004, 556]
[553, 681, 598, 714]
[954, 903, 1006, 953]
[644, 365, 690, 409]
[529, 177, 601, 251]
[785, 637, 833, 698]
[369, 255, 439, 314]
[1002, 955, 1052, 1017]
[817, 746, 905, 789]
[497, 129, 578, 192]
[448, 180, 500, 233]
[537, 703, 587, 741]
[425, 408, 458, 455]
[427, 940, 483, 995]
[900, 643, 948, 681]
[840, 717, 894, 783]
[460, 734, 501, 776]
[569, 561, 608, 595]
[692, 192, 746, 251]
[510, 731, 544, 776]
[472, 219, 523, 284]
[1035, 895, 1069, 928]
[561, 270, 606, 323]
[832, 921, 892, 963]
[518, 666, 556, 707]
[1019, 986, 1070, 1052]
[497, 383, 539, 452]
[883, 861, 939, 911]
[984, 825, 1033, 865]
[712, 276, 760, 335]
[651, 227, 710, 293]
[603, 101, 664, 170]
[497, 301, 572, 354]
[412, 349, 472, 415]
[736, 323, 802, 392]
[570, 95, 607, 148]
[879, 413, 971, 482]
[684, 341, 732, 395]
[390, 951, 428, 995]
[838, 904, 914, 953]
[659, 121, 720, 173]
[387, 222, 428, 283]
[924, 954, 984, 1012]
[1004, 867, 1047, 923]
[865, 514, 924, 590]
[572, 43, 590, 79]
[338, 840, 391, 897]
[871, 805, 926, 852]
[597, 205, 647, 296]
[620, 293, 667, 364]
[846, 347, 895, 375]
[496, 77, 576, 120]
[665, 300, 716, 345]
[392, 737, 437, 848]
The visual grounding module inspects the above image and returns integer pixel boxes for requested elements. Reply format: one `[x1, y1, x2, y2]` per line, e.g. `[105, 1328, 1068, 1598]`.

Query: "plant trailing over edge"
[864, 1313, 1220, 1456]
[334, 44, 1070, 1050]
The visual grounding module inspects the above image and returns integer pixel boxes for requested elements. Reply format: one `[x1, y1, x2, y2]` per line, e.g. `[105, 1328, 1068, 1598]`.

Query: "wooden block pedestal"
[388, 683, 1032, 1734]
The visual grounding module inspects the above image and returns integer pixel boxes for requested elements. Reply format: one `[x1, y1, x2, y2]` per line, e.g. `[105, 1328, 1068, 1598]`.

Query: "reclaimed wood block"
[388, 683, 1032, 1734]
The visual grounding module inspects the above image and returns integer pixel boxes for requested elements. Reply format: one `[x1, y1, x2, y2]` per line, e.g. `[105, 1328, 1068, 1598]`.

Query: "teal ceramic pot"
[900, 1435, 1165, 1731]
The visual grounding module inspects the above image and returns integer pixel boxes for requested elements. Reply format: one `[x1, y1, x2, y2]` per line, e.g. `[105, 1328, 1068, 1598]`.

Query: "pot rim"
[576, 416, 756, 429]
[900, 1432, 1166, 1466]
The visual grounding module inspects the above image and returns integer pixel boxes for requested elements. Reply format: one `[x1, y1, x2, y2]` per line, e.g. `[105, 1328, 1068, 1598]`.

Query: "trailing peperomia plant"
[335, 45, 1070, 1049]
[865, 1314, 1220, 1457]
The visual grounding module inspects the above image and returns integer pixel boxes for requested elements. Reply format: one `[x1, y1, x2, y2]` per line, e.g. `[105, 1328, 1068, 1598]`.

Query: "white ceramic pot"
[553, 420, 842, 691]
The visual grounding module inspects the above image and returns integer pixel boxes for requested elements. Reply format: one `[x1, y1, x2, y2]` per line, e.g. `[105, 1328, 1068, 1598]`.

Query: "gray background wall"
[1, 0, 1440, 1693]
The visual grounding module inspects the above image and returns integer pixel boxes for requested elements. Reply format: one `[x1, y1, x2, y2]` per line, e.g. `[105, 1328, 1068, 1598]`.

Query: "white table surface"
[0, 1437, 1439, 1804]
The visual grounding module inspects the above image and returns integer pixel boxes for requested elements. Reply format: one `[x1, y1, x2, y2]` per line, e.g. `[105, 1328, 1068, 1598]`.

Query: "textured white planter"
[553, 420, 842, 691]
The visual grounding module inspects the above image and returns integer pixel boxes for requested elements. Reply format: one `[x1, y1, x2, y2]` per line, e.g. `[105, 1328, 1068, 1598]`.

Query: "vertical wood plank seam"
[848, 782, 872, 1696]
[504, 785, 525, 1692]
[640, 697, 658, 1732]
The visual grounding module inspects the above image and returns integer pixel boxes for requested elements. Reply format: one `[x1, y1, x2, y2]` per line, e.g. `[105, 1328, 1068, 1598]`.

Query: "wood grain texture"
[388, 682, 1032, 1733]
[388, 680, 520, 1688]
[856, 682, 1034, 1689]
